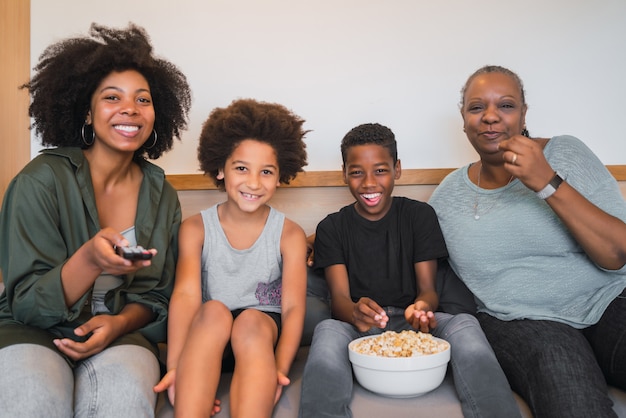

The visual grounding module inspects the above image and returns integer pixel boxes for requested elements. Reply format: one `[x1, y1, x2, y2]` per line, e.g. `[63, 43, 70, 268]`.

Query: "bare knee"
[231, 310, 277, 352]
[192, 300, 231, 327]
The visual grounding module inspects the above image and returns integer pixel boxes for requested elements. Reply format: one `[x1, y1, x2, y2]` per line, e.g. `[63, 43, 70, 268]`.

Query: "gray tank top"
[200, 204, 284, 313]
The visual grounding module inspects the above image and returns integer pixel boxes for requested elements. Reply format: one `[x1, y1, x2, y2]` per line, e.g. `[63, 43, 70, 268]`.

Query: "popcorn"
[350, 330, 449, 357]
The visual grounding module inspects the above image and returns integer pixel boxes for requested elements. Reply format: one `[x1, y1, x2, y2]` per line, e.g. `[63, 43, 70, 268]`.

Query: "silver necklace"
[473, 162, 514, 220]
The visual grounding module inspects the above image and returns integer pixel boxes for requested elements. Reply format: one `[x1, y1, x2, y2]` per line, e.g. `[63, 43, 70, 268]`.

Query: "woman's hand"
[90, 228, 157, 275]
[52, 314, 125, 361]
[499, 135, 626, 269]
[497, 135, 554, 192]
[61, 227, 157, 306]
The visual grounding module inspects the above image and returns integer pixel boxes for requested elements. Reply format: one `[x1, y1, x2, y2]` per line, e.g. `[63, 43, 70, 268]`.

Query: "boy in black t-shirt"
[298, 123, 520, 418]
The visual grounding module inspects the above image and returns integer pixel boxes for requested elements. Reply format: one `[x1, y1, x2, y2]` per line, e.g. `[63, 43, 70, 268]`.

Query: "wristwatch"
[536, 172, 564, 200]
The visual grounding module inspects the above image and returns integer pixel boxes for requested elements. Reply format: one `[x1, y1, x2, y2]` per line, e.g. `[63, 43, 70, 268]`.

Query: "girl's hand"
[154, 369, 177, 406]
[274, 371, 291, 405]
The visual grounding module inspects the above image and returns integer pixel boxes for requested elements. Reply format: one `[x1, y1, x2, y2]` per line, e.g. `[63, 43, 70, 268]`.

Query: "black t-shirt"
[313, 197, 448, 308]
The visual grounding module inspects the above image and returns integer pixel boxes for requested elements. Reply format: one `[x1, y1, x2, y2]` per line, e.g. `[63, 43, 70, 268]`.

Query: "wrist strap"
[536, 172, 564, 200]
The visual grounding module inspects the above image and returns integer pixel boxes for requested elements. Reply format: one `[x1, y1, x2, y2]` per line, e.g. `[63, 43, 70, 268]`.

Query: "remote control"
[115, 245, 153, 260]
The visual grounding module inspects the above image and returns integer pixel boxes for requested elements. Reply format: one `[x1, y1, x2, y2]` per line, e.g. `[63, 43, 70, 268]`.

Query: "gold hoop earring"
[81, 123, 95, 146]
[144, 130, 157, 149]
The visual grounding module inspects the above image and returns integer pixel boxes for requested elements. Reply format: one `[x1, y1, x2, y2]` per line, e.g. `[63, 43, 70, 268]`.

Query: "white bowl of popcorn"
[348, 330, 451, 398]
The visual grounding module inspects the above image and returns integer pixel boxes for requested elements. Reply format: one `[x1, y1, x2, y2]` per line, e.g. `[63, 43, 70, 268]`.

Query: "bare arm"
[326, 264, 388, 332]
[404, 259, 439, 332]
[153, 215, 204, 404]
[112, 302, 155, 333]
[414, 259, 439, 312]
[543, 184, 626, 269]
[275, 219, 307, 378]
[165, 214, 204, 372]
[499, 135, 626, 270]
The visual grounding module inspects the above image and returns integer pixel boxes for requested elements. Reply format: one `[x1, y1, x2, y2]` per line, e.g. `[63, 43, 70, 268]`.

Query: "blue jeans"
[477, 288, 626, 418]
[299, 309, 521, 418]
[0, 344, 159, 417]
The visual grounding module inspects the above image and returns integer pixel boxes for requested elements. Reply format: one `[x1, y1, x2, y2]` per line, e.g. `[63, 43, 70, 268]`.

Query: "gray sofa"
[0, 266, 624, 417]
[155, 264, 626, 417]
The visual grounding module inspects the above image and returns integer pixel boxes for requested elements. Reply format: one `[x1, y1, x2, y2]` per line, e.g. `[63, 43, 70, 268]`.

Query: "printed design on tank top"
[255, 279, 282, 306]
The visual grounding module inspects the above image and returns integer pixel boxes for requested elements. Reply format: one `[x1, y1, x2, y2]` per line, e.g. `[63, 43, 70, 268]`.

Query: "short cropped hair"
[460, 65, 526, 108]
[198, 99, 308, 190]
[340, 123, 397, 164]
[22, 23, 192, 160]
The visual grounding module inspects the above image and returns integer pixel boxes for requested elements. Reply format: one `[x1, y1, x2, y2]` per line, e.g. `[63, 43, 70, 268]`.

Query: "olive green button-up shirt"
[0, 147, 180, 347]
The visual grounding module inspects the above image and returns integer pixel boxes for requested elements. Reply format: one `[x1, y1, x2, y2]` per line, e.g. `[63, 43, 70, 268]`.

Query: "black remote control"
[115, 245, 153, 260]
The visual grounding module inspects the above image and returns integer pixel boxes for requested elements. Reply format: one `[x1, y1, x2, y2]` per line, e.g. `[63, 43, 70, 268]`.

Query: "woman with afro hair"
[0, 23, 191, 416]
[154, 99, 309, 417]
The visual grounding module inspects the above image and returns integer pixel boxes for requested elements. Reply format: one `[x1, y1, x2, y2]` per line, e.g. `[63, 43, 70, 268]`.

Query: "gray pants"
[299, 310, 521, 418]
[0, 344, 159, 417]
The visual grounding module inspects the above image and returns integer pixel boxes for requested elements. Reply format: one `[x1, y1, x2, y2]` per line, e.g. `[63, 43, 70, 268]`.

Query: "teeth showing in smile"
[114, 125, 139, 132]
[362, 193, 381, 200]
[241, 192, 260, 200]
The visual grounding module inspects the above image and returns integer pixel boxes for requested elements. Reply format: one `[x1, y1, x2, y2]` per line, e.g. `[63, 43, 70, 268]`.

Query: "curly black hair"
[21, 23, 192, 160]
[198, 99, 308, 190]
[340, 123, 397, 164]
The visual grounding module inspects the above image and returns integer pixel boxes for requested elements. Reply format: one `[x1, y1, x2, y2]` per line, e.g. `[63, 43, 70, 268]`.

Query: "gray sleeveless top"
[200, 204, 284, 313]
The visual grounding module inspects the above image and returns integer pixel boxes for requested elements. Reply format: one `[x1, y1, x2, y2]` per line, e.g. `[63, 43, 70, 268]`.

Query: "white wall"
[31, 0, 626, 173]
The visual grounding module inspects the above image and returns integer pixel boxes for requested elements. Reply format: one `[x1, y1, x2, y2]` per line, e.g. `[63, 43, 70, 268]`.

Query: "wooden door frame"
[0, 0, 31, 205]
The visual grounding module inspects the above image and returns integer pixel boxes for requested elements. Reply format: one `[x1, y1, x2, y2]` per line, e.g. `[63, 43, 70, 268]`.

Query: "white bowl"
[348, 333, 451, 398]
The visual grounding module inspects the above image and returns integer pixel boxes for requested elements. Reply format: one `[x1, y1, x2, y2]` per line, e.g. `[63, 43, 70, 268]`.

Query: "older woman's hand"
[498, 135, 555, 192]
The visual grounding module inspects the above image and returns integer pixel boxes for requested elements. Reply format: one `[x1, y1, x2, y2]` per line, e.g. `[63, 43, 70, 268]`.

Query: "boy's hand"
[306, 233, 315, 267]
[405, 302, 437, 332]
[352, 297, 389, 332]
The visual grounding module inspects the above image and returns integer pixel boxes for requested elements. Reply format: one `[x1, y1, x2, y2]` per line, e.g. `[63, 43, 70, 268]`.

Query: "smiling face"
[86, 69, 155, 153]
[461, 72, 527, 159]
[217, 139, 280, 214]
[343, 144, 401, 221]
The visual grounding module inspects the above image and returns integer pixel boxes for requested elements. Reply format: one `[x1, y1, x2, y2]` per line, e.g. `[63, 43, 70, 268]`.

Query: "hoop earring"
[81, 123, 95, 146]
[521, 127, 530, 137]
[144, 130, 158, 149]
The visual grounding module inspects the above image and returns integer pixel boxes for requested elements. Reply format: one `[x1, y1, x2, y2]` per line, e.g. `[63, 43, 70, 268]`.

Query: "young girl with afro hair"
[155, 99, 309, 418]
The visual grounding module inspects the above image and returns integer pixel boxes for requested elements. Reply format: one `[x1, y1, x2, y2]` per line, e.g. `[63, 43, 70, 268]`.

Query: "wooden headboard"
[170, 167, 626, 236]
